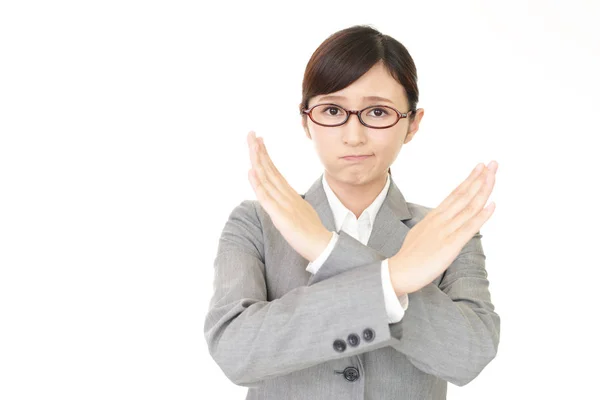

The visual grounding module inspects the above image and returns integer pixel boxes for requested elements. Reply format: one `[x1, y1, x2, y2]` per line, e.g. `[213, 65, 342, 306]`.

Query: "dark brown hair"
[299, 25, 420, 177]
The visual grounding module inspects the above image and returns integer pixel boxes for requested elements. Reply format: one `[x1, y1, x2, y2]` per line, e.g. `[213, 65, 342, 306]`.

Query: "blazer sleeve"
[203, 200, 396, 387]
[308, 227, 501, 387]
[387, 231, 500, 386]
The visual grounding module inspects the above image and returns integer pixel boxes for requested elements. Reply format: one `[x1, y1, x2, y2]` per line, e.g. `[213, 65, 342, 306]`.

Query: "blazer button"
[343, 366, 360, 382]
[347, 333, 360, 347]
[333, 339, 347, 352]
[362, 328, 375, 342]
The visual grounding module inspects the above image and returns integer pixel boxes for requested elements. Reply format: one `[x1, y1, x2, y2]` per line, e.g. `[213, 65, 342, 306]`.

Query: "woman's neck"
[324, 172, 388, 219]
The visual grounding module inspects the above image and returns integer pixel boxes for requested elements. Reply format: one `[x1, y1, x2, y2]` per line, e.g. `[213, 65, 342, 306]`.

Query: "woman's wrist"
[308, 229, 333, 263]
[388, 253, 409, 296]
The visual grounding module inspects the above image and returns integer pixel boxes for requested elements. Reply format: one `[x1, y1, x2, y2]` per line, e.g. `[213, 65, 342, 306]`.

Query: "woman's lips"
[341, 155, 372, 161]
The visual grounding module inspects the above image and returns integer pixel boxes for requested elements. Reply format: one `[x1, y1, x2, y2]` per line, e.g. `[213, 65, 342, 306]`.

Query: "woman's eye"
[325, 107, 341, 115]
[369, 108, 388, 117]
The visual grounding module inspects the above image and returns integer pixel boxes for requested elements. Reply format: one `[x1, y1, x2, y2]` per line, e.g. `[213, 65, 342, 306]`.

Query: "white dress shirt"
[306, 172, 409, 324]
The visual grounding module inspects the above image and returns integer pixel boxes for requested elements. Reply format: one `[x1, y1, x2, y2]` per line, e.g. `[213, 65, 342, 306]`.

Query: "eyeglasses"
[301, 103, 414, 129]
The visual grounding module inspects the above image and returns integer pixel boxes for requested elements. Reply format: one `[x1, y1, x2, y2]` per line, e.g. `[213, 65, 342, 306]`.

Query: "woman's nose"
[343, 113, 368, 144]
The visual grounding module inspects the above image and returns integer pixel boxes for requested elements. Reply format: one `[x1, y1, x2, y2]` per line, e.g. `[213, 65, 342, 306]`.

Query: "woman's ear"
[404, 108, 424, 144]
[302, 117, 312, 140]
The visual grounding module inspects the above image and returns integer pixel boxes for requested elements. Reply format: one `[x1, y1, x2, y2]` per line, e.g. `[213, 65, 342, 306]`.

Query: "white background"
[1, 0, 599, 399]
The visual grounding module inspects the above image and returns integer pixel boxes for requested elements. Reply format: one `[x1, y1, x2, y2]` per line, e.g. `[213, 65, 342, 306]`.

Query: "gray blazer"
[204, 173, 500, 400]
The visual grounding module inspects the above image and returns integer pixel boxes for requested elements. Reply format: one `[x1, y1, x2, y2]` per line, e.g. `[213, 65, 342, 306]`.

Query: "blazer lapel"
[366, 177, 413, 257]
[302, 173, 414, 282]
[300, 173, 337, 232]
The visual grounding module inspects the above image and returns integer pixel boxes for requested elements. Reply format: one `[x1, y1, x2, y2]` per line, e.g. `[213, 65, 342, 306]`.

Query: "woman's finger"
[433, 163, 486, 215]
[258, 138, 283, 180]
[247, 131, 259, 169]
[436, 161, 497, 220]
[247, 132, 290, 208]
[248, 133, 283, 215]
[446, 166, 491, 218]
[252, 158, 291, 208]
[446, 165, 496, 234]
[256, 137, 297, 204]
[248, 168, 278, 215]
[448, 196, 496, 248]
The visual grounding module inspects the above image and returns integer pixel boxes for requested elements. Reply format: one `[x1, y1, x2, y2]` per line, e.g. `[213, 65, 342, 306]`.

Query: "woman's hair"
[299, 25, 420, 177]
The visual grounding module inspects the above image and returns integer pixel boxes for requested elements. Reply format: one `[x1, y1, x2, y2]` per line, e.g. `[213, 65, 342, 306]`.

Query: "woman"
[204, 25, 500, 400]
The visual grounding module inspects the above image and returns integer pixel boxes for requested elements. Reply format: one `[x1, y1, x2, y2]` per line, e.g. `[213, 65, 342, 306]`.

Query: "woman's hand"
[247, 131, 333, 262]
[389, 161, 498, 295]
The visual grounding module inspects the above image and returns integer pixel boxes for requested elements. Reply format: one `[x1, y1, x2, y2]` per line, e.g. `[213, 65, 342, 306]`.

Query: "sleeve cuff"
[381, 258, 408, 323]
[306, 231, 338, 275]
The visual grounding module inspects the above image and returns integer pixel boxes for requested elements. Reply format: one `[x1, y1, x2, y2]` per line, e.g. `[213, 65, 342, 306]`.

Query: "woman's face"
[302, 61, 424, 186]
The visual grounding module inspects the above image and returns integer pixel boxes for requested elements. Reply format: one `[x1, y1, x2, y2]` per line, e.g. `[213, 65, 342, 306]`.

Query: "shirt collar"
[322, 172, 391, 232]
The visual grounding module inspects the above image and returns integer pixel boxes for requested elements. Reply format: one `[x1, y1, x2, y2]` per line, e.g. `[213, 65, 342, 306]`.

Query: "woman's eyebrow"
[318, 95, 394, 104]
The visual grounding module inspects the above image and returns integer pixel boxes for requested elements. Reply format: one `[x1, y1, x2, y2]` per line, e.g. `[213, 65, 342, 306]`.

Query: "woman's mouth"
[341, 155, 372, 161]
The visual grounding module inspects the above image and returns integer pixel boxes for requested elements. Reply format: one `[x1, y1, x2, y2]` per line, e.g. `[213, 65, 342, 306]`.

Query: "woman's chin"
[334, 170, 378, 185]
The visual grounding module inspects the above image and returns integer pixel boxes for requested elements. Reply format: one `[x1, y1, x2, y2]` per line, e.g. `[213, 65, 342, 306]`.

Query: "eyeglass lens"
[310, 104, 399, 128]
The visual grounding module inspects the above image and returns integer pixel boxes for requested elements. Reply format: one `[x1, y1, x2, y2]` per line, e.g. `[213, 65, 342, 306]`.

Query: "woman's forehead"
[312, 89, 407, 108]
